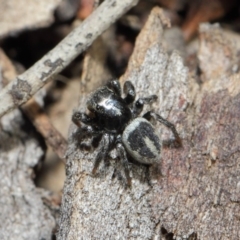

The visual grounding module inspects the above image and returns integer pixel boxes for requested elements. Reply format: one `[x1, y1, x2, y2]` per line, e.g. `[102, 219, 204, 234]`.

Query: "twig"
[0, 0, 139, 118]
[0, 49, 67, 161]
[22, 99, 68, 161]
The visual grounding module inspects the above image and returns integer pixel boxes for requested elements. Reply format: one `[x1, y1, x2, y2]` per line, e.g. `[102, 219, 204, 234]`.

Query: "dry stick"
[0, 0, 139, 118]
[0, 49, 67, 161]
[22, 99, 67, 161]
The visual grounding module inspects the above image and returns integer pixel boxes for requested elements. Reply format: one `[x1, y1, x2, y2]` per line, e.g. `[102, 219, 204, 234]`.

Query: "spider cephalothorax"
[72, 79, 181, 185]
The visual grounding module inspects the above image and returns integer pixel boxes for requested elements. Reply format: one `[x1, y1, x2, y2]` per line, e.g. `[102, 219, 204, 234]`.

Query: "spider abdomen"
[122, 118, 161, 164]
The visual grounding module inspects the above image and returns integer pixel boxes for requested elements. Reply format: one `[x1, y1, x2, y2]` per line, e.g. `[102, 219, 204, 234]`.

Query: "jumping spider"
[72, 79, 181, 185]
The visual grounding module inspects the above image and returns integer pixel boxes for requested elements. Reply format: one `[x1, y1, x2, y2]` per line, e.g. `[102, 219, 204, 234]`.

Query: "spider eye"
[96, 105, 100, 110]
[136, 99, 143, 108]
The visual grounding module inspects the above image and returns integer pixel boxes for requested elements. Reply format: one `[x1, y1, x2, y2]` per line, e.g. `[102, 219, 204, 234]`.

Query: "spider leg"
[73, 125, 93, 145]
[143, 111, 182, 147]
[123, 81, 136, 104]
[116, 143, 131, 186]
[72, 111, 102, 150]
[92, 133, 110, 174]
[107, 79, 121, 96]
[72, 111, 96, 127]
[79, 134, 102, 151]
[91, 134, 103, 148]
[73, 125, 99, 149]
[132, 95, 158, 117]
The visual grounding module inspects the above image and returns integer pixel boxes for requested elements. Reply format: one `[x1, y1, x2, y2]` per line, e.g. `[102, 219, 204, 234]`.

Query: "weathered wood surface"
[0, 49, 55, 240]
[0, 0, 61, 38]
[0, 104, 55, 240]
[58, 8, 240, 240]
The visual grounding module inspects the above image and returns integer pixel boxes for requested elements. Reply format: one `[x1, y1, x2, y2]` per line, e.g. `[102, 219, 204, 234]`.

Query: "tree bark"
[58, 8, 240, 240]
[0, 109, 55, 240]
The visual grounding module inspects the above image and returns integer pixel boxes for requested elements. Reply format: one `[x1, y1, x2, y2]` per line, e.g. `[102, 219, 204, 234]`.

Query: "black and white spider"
[72, 79, 181, 185]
